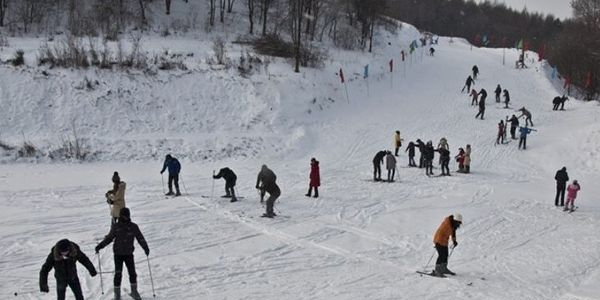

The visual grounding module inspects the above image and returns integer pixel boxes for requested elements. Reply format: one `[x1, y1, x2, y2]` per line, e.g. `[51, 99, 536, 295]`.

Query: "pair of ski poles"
[96, 251, 156, 298]
[161, 173, 188, 195]
[423, 246, 456, 270]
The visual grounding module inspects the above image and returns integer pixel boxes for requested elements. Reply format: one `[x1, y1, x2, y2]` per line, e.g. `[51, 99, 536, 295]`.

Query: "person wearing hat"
[565, 180, 581, 211]
[40, 239, 97, 300]
[160, 154, 181, 196]
[255, 165, 280, 218]
[106, 171, 126, 224]
[306, 158, 320, 197]
[432, 214, 462, 277]
[95, 208, 149, 300]
[554, 167, 569, 207]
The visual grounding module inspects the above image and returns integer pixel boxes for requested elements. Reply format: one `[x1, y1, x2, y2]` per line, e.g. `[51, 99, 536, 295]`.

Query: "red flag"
[586, 71, 592, 88]
[401, 51, 405, 62]
[564, 75, 571, 89]
[524, 40, 530, 52]
[389, 59, 394, 72]
[538, 44, 546, 62]
[339, 68, 345, 83]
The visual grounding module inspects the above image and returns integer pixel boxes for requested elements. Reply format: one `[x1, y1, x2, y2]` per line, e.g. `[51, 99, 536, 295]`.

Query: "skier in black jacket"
[213, 167, 238, 202]
[554, 167, 569, 207]
[372, 150, 387, 181]
[436, 147, 451, 176]
[40, 239, 97, 300]
[416, 139, 425, 168]
[462, 76, 474, 93]
[256, 165, 281, 218]
[509, 115, 519, 139]
[405, 142, 417, 167]
[503, 89, 510, 108]
[494, 84, 502, 103]
[423, 141, 435, 176]
[95, 208, 149, 300]
[475, 89, 487, 120]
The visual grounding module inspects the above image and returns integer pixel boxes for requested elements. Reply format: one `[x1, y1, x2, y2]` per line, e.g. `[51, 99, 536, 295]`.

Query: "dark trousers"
[440, 159, 449, 175]
[373, 162, 382, 180]
[496, 134, 504, 144]
[553, 103, 560, 110]
[471, 97, 478, 106]
[418, 154, 424, 168]
[265, 187, 281, 216]
[424, 159, 433, 175]
[495, 94, 500, 102]
[435, 244, 449, 265]
[56, 278, 84, 300]
[394, 144, 400, 156]
[168, 174, 180, 193]
[555, 183, 566, 206]
[307, 186, 319, 197]
[387, 168, 395, 181]
[408, 156, 416, 167]
[475, 108, 485, 119]
[525, 117, 533, 126]
[114, 255, 137, 287]
[519, 137, 527, 149]
[510, 126, 517, 139]
[225, 180, 236, 197]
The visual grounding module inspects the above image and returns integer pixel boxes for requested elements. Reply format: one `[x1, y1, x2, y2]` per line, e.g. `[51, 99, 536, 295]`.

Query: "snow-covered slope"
[2, 22, 600, 300]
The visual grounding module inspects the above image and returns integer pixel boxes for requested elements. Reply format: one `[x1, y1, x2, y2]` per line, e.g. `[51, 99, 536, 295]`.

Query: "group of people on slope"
[554, 167, 581, 211]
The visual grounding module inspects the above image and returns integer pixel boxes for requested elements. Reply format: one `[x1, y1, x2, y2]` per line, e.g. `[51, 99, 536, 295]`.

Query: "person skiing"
[503, 89, 510, 108]
[372, 150, 386, 181]
[475, 89, 487, 120]
[416, 139, 425, 168]
[517, 107, 534, 127]
[494, 84, 502, 103]
[509, 114, 519, 139]
[470, 89, 479, 106]
[553, 95, 568, 111]
[255, 165, 281, 218]
[435, 147, 451, 176]
[213, 167, 238, 202]
[463, 144, 472, 173]
[518, 125, 536, 150]
[105, 171, 126, 225]
[496, 120, 505, 145]
[393, 131, 403, 156]
[160, 154, 181, 196]
[554, 167, 569, 207]
[405, 142, 417, 167]
[429, 47, 435, 56]
[472, 65, 479, 80]
[95, 208, 149, 300]
[40, 239, 97, 300]
[385, 151, 397, 182]
[432, 214, 462, 277]
[565, 180, 581, 211]
[462, 75, 474, 93]
[306, 158, 320, 197]
[455, 148, 465, 173]
[423, 141, 435, 176]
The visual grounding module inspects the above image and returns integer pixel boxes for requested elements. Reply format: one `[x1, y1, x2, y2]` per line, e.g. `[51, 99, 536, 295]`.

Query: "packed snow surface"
[1, 24, 600, 300]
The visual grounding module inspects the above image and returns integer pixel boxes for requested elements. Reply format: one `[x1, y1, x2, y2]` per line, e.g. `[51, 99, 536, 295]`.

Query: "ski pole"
[97, 252, 104, 294]
[423, 249, 435, 270]
[13, 290, 38, 297]
[210, 170, 215, 201]
[180, 174, 188, 195]
[146, 255, 156, 298]
[449, 246, 456, 258]
[161, 173, 165, 194]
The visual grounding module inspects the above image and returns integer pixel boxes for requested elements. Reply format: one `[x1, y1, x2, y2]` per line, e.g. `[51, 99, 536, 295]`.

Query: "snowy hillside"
[2, 13, 600, 300]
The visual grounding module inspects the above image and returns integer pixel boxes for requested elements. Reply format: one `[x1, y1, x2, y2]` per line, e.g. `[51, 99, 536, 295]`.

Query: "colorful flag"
[564, 75, 571, 89]
[515, 39, 523, 50]
[339, 68, 345, 83]
[364, 65, 369, 79]
[551, 66, 557, 79]
[389, 59, 394, 72]
[586, 71, 592, 88]
[524, 40, 530, 52]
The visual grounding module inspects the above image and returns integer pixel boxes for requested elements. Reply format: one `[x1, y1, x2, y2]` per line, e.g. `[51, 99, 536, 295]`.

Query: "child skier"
[455, 148, 465, 173]
[470, 89, 478, 106]
[565, 180, 581, 211]
[496, 120, 505, 144]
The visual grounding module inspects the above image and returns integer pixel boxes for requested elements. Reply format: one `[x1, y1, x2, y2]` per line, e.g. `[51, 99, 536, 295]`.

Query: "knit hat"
[112, 171, 120, 183]
[453, 213, 463, 223]
[57, 239, 71, 252]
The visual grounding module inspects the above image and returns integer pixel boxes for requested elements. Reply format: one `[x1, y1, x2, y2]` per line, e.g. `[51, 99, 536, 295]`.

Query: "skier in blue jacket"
[160, 154, 181, 196]
[518, 126, 536, 150]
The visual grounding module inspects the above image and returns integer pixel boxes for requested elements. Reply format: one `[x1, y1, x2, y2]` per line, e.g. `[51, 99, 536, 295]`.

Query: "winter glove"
[144, 248, 150, 256]
[255, 185, 260, 189]
[40, 284, 49, 293]
[90, 269, 97, 277]
[453, 240, 458, 248]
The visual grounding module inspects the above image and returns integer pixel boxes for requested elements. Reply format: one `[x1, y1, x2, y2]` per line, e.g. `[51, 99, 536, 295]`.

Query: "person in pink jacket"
[564, 180, 581, 211]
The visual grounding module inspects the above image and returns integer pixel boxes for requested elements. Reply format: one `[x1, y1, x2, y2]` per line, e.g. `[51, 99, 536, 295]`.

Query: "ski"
[221, 195, 245, 199]
[416, 271, 446, 278]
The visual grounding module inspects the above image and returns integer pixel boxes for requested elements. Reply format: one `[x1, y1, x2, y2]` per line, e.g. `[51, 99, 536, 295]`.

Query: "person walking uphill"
[385, 151, 397, 182]
[394, 131, 403, 156]
[373, 150, 387, 181]
[213, 167, 238, 202]
[518, 126, 536, 150]
[160, 154, 181, 196]
[40, 239, 97, 300]
[95, 208, 149, 300]
[256, 165, 281, 218]
[475, 88, 487, 120]
[406, 142, 417, 167]
[462, 76, 474, 93]
[554, 167, 569, 207]
[306, 158, 320, 198]
[565, 180, 581, 211]
[106, 172, 126, 225]
[432, 214, 462, 277]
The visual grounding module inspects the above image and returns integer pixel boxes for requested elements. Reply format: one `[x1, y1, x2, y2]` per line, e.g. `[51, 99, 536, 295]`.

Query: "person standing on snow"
[373, 150, 386, 181]
[405, 142, 417, 167]
[455, 148, 465, 173]
[472, 65, 479, 80]
[475, 88, 487, 120]
[503, 89, 510, 108]
[564, 180, 581, 211]
[462, 75, 475, 93]
[256, 165, 281, 218]
[213, 167, 238, 202]
[306, 158, 320, 198]
[554, 167, 569, 207]
[423, 141, 435, 176]
[385, 151, 397, 182]
[432, 214, 462, 277]
[517, 107, 534, 127]
[39, 239, 97, 300]
[435, 147, 451, 176]
[106, 171, 126, 225]
[429, 47, 435, 56]
[416, 139, 426, 168]
[470, 89, 479, 106]
[496, 120, 506, 144]
[518, 126, 536, 150]
[95, 208, 149, 300]
[463, 144, 472, 173]
[160, 154, 181, 196]
[393, 131, 403, 156]
[494, 84, 502, 103]
[509, 114, 519, 139]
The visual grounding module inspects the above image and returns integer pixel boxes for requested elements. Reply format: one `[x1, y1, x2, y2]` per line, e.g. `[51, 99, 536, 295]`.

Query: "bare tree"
[246, 0, 255, 33]
[138, 0, 146, 25]
[165, 0, 171, 14]
[0, 0, 8, 27]
[260, 0, 275, 35]
[290, 0, 305, 72]
[220, 0, 226, 22]
[227, 0, 235, 12]
[209, 0, 216, 26]
[571, 0, 600, 29]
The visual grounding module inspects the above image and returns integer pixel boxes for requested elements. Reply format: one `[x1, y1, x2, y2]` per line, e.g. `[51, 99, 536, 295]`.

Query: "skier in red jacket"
[305, 158, 320, 198]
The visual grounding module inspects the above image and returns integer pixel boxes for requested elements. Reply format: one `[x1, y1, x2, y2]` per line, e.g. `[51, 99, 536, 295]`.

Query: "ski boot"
[129, 284, 142, 300]
[432, 264, 446, 277]
[114, 286, 121, 300]
[442, 263, 456, 276]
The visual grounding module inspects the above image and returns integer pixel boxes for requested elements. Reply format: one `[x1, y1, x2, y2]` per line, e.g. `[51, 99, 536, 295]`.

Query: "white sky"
[479, 0, 573, 19]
